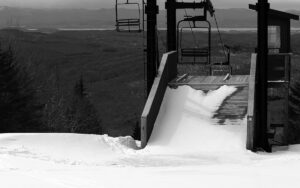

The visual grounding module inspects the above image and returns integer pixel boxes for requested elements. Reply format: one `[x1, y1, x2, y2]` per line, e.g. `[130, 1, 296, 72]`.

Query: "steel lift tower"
[145, 0, 159, 95]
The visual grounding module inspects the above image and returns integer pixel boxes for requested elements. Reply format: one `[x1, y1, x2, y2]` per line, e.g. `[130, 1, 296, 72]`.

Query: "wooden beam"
[247, 54, 257, 151]
[249, 4, 299, 20]
[165, 2, 205, 10]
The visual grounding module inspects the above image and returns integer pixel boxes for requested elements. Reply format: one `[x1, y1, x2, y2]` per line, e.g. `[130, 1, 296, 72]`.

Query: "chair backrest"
[177, 18, 212, 65]
[115, 0, 143, 32]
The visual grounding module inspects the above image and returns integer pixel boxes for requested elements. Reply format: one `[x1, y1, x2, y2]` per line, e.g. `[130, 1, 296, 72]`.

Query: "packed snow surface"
[1, 85, 300, 188]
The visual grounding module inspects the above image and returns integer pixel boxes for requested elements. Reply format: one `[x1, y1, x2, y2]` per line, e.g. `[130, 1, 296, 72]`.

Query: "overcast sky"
[0, 0, 299, 10]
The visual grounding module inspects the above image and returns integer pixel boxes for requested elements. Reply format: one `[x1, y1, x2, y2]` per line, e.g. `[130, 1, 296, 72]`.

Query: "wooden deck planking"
[169, 75, 249, 90]
[213, 86, 249, 125]
[169, 75, 250, 125]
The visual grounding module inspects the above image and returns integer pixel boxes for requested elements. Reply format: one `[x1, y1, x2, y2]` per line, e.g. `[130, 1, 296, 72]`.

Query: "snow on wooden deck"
[169, 75, 249, 125]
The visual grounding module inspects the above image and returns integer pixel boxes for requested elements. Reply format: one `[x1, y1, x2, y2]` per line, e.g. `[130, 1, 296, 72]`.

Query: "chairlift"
[209, 45, 232, 75]
[177, 16, 211, 65]
[115, 0, 145, 32]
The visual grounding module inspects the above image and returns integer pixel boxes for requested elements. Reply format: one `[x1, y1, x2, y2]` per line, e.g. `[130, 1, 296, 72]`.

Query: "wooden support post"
[166, 0, 177, 52]
[146, 0, 159, 95]
[257, 0, 271, 152]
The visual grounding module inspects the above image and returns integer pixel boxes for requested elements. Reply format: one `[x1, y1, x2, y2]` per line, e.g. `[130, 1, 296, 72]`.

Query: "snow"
[1, 85, 300, 187]
[146, 85, 244, 154]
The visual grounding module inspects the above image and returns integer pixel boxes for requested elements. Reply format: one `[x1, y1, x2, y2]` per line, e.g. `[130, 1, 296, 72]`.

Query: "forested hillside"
[1, 29, 300, 137]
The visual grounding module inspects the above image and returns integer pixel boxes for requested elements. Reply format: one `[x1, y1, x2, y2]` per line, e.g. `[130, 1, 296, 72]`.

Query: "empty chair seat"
[115, 0, 143, 33]
[213, 61, 230, 66]
[116, 19, 141, 27]
[181, 48, 209, 57]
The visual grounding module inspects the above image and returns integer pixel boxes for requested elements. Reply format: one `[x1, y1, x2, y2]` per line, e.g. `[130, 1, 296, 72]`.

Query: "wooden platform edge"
[140, 51, 178, 149]
[246, 53, 257, 151]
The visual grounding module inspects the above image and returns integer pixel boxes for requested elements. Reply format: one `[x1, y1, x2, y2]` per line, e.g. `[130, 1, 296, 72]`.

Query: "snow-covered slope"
[0, 133, 137, 168]
[1, 86, 300, 188]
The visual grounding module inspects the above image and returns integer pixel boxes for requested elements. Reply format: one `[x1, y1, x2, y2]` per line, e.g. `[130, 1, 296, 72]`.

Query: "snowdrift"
[144, 85, 247, 154]
[0, 133, 137, 167]
[0, 85, 246, 164]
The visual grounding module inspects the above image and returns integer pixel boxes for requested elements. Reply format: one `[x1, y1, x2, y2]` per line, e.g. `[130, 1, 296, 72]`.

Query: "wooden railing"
[246, 53, 257, 151]
[140, 51, 178, 148]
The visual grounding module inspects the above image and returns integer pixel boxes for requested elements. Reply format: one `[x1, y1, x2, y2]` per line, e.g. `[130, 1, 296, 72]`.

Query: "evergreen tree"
[43, 93, 68, 132]
[66, 76, 102, 134]
[0, 46, 43, 132]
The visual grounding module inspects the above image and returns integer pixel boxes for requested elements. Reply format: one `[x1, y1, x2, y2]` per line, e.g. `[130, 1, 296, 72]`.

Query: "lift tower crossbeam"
[166, 2, 205, 9]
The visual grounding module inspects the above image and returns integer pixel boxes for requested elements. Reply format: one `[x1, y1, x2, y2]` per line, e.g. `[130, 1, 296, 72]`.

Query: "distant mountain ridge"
[0, 6, 299, 29]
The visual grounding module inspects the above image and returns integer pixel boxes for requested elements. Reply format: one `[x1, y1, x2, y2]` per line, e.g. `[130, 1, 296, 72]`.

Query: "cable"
[181, 0, 198, 48]
[213, 12, 227, 59]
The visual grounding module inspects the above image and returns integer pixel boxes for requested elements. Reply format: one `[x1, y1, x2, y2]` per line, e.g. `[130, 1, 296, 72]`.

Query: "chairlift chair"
[210, 45, 232, 75]
[115, 0, 144, 32]
[177, 16, 212, 65]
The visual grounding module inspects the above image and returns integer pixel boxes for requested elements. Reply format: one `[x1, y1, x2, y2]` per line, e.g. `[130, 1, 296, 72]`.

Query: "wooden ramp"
[169, 75, 249, 125]
[141, 51, 254, 149]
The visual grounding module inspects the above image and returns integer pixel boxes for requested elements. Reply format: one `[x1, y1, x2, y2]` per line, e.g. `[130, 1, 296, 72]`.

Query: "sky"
[0, 0, 299, 10]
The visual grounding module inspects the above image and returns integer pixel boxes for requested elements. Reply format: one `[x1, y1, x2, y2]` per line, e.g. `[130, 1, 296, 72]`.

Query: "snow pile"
[3, 85, 300, 188]
[0, 85, 246, 169]
[0, 133, 137, 167]
[145, 85, 246, 155]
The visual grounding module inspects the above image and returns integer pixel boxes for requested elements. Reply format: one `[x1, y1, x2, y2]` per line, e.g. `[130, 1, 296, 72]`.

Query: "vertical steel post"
[142, 0, 145, 31]
[146, 0, 158, 95]
[166, 0, 177, 52]
[115, 0, 118, 31]
[257, 0, 271, 152]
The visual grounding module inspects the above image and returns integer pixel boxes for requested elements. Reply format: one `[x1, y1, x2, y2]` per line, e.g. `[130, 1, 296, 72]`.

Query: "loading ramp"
[141, 51, 252, 149]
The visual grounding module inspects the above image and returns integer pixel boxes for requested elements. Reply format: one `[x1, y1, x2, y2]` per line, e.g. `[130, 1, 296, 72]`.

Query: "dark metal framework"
[145, 0, 159, 95]
[254, 0, 271, 152]
[116, 0, 231, 96]
[167, 0, 231, 75]
[115, 0, 145, 32]
[249, 1, 299, 152]
[166, 0, 214, 52]
[177, 17, 211, 65]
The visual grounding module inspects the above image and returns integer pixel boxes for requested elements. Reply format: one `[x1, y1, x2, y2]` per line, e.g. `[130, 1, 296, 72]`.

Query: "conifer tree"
[0, 46, 43, 132]
[66, 76, 102, 134]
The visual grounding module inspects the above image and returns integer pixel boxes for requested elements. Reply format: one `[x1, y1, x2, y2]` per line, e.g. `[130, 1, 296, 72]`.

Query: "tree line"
[0, 45, 102, 134]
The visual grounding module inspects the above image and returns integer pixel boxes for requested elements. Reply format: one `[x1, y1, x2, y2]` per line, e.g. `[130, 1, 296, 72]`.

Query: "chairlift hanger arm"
[206, 0, 215, 16]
